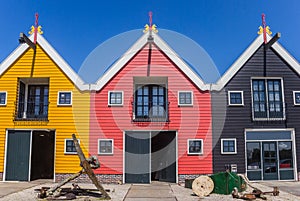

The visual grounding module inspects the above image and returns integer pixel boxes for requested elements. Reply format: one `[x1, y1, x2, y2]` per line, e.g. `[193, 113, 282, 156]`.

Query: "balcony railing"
[15, 101, 49, 121]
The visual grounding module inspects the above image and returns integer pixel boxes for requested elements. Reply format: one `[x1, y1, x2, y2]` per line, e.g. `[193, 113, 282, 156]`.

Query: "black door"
[263, 142, 278, 180]
[5, 131, 31, 181]
[30, 131, 55, 180]
[125, 132, 150, 183]
[151, 131, 176, 183]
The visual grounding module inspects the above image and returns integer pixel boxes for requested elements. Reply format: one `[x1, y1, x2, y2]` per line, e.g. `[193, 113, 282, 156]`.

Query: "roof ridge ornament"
[257, 13, 272, 43]
[143, 11, 158, 33]
[28, 13, 43, 43]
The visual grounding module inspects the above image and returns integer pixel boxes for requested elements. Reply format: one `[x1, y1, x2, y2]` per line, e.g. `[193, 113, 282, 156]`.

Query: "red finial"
[149, 11, 153, 30]
[262, 13, 267, 44]
[34, 13, 39, 44]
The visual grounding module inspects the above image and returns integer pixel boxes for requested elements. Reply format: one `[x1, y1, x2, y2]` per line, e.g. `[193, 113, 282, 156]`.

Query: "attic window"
[108, 91, 123, 106]
[178, 91, 193, 106]
[228, 91, 244, 106]
[58, 91, 72, 106]
[293, 91, 300, 105]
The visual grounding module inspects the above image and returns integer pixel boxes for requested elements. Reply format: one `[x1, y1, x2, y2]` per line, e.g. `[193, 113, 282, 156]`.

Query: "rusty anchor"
[36, 134, 111, 200]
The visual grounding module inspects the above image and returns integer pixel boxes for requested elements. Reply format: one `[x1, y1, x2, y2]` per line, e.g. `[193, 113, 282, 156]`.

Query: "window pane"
[135, 85, 166, 119]
[99, 140, 113, 154]
[109, 92, 122, 104]
[247, 142, 261, 169]
[60, 92, 71, 104]
[278, 141, 293, 169]
[66, 140, 76, 153]
[0, 93, 6, 104]
[189, 140, 202, 154]
[253, 81, 258, 91]
[222, 140, 235, 153]
[179, 92, 192, 105]
[230, 92, 242, 104]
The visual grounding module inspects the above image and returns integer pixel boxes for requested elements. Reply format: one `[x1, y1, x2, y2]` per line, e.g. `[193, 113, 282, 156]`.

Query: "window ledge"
[132, 117, 169, 122]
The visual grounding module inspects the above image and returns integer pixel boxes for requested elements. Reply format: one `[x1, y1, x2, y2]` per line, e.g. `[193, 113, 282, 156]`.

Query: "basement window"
[98, 139, 114, 155]
[64, 139, 79, 154]
[187, 139, 203, 155]
[0, 92, 7, 105]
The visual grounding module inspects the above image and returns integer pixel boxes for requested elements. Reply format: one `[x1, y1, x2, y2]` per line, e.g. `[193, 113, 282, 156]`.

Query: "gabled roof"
[90, 32, 210, 91]
[211, 34, 300, 91]
[0, 33, 89, 91]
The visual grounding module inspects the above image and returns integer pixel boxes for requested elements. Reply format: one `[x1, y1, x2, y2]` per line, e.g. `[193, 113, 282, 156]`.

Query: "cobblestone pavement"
[0, 181, 299, 200]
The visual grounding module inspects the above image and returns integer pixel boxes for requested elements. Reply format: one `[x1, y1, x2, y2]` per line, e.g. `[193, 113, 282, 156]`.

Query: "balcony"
[14, 101, 49, 121]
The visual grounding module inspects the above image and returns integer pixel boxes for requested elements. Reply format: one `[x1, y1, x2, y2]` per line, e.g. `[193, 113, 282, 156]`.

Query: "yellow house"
[0, 32, 90, 181]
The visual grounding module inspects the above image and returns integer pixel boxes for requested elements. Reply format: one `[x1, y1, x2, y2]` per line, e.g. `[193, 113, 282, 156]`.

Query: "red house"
[89, 29, 212, 184]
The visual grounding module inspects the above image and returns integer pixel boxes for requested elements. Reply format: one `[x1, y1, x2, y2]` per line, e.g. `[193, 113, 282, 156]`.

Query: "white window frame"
[0, 91, 7, 106]
[228, 91, 244, 106]
[178, 91, 193, 106]
[108, 91, 123, 106]
[57, 91, 72, 106]
[293, 91, 300, 105]
[221, 138, 237, 154]
[64, 138, 80, 154]
[98, 139, 114, 155]
[187, 139, 203, 155]
[250, 77, 285, 120]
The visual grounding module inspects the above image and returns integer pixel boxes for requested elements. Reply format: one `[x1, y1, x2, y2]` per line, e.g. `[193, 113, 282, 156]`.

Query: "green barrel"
[209, 172, 246, 195]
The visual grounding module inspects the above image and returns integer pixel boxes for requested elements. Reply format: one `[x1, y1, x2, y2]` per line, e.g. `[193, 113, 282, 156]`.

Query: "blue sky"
[0, 1, 299, 81]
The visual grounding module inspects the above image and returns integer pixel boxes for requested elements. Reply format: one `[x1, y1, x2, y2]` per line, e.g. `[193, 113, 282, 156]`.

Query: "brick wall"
[55, 174, 123, 184]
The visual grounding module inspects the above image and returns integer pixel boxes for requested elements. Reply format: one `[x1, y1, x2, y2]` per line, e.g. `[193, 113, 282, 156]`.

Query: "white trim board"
[90, 32, 209, 91]
[211, 34, 300, 91]
[0, 34, 89, 91]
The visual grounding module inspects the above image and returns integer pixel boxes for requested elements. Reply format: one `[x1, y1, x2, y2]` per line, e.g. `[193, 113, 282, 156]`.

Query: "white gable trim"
[0, 34, 89, 91]
[91, 32, 209, 91]
[212, 34, 300, 91]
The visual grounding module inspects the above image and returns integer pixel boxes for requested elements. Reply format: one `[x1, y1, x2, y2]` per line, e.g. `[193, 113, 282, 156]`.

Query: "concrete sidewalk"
[0, 180, 299, 200]
[0, 179, 51, 198]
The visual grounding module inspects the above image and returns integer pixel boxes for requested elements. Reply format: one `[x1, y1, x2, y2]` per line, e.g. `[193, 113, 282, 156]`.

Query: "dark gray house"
[211, 32, 300, 181]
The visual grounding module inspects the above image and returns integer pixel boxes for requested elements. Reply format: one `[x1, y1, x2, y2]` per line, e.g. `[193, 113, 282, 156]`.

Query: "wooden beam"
[19, 32, 36, 51]
[72, 134, 111, 200]
[265, 32, 281, 50]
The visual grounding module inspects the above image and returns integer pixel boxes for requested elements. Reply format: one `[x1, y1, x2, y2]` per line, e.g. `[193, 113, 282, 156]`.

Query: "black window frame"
[108, 91, 123, 106]
[17, 83, 49, 120]
[134, 84, 168, 122]
[188, 139, 203, 155]
[64, 139, 79, 154]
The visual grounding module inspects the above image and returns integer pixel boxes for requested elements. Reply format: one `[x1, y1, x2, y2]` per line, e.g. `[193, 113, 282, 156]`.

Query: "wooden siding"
[90, 43, 212, 175]
[212, 45, 300, 173]
[0, 45, 90, 174]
